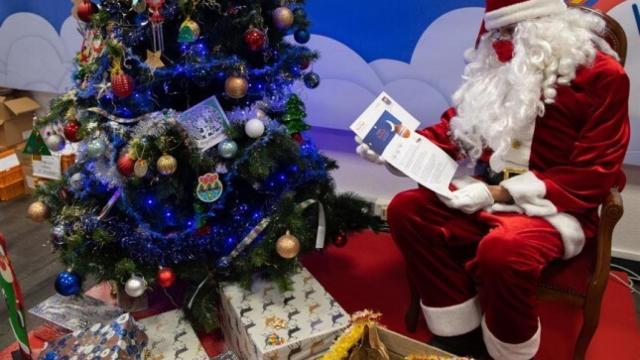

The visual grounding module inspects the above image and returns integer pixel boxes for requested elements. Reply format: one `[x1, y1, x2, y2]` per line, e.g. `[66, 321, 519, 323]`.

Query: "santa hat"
[475, 0, 567, 46]
[484, 0, 567, 30]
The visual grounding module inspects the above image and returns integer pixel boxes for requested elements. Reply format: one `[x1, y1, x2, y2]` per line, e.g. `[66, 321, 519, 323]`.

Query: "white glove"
[355, 136, 407, 177]
[437, 182, 494, 214]
[355, 136, 385, 165]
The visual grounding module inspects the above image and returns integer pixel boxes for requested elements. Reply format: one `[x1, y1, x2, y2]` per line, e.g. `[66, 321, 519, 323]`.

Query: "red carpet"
[302, 231, 640, 359]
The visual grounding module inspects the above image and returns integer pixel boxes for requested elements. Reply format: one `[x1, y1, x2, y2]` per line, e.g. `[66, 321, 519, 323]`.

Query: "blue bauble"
[294, 29, 310, 44]
[303, 72, 320, 89]
[55, 271, 82, 296]
[218, 139, 238, 159]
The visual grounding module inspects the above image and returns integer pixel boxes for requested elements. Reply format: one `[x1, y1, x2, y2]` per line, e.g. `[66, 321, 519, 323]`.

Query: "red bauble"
[492, 39, 514, 63]
[300, 58, 311, 70]
[157, 267, 176, 288]
[77, 0, 96, 23]
[111, 72, 135, 99]
[63, 120, 82, 142]
[117, 154, 136, 177]
[333, 231, 348, 248]
[244, 28, 267, 52]
[292, 133, 303, 144]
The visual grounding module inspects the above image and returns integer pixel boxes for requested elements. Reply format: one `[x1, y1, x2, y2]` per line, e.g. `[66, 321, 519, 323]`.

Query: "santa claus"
[357, 0, 630, 359]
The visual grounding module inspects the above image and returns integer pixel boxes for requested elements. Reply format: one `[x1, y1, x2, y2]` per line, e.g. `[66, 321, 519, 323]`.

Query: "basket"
[0, 178, 25, 201]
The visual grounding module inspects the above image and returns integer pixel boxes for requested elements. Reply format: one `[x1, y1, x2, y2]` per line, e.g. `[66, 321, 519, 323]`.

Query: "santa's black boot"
[429, 327, 489, 359]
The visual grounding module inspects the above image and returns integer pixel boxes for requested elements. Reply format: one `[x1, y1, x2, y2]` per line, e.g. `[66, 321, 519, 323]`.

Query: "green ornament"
[23, 128, 52, 158]
[178, 17, 200, 43]
[281, 95, 311, 135]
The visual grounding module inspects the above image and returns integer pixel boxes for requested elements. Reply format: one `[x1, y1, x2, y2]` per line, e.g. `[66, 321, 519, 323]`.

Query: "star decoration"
[95, 79, 112, 99]
[146, 50, 165, 70]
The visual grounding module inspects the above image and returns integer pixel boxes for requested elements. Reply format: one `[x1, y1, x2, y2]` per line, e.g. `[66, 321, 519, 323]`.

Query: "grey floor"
[0, 195, 639, 350]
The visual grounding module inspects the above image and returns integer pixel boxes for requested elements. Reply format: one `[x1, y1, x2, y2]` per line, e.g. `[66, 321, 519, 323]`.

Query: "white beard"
[449, 8, 616, 164]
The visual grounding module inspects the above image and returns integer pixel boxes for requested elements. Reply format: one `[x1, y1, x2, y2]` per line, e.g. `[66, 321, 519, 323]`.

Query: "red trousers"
[388, 187, 565, 359]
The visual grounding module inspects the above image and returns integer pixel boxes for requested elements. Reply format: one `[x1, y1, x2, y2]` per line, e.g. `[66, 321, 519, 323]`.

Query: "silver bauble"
[86, 138, 107, 158]
[45, 134, 66, 152]
[217, 139, 238, 159]
[69, 172, 85, 191]
[124, 275, 147, 298]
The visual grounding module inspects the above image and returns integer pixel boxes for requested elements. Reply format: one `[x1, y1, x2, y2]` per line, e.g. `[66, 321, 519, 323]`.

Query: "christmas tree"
[33, 0, 381, 331]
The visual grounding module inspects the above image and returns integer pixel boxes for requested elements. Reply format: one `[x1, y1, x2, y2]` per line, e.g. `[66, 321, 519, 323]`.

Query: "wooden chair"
[404, 7, 628, 360]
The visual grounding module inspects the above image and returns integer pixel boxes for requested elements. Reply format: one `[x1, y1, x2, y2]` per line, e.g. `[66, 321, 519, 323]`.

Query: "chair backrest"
[572, 5, 628, 65]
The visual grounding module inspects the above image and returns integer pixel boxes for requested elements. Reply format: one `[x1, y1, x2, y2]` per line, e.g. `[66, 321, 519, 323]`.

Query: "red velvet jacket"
[418, 51, 630, 259]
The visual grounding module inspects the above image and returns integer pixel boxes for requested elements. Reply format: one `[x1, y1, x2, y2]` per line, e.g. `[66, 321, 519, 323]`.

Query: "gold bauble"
[225, 76, 249, 99]
[275, 231, 300, 259]
[156, 154, 177, 176]
[27, 201, 49, 223]
[134, 159, 149, 178]
[272, 7, 294, 30]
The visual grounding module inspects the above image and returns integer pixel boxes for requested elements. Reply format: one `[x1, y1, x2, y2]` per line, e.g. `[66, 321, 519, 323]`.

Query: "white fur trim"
[500, 171, 557, 217]
[485, 0, 567, 30]
[544, 212, 586, 259]
[421, 297, 482, 337]
[499, 172, 585, 258]
[482, 316, 541, 360]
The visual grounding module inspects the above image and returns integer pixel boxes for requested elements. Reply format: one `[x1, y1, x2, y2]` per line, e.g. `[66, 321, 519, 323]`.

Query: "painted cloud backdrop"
[0, 1, 637, 163]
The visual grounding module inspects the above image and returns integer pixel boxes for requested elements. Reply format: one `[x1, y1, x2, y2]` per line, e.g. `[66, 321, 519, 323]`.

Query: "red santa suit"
[385, 1, 631, 359]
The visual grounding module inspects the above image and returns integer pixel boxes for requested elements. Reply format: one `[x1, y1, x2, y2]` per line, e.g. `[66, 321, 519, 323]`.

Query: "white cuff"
[545, 213, 586, 259]
[482, 316, 541, 360]
[485, 0, 567, 30]
[421, 297, 482, 337]
[500, 171, 557, 217]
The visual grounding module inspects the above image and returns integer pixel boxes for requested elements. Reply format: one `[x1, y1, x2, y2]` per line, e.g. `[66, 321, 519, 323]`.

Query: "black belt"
[475, 162, 527, 186]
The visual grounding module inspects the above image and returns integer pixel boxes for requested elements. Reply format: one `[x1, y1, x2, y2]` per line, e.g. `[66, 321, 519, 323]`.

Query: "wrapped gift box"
[38, 313, 148, 360]
[138, 309, 208, 360]
[220, 266, 350, 359]
[29, 294, 124, 332]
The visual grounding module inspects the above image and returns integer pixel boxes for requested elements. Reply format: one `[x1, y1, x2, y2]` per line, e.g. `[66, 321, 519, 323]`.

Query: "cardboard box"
[0, 95, 40, 148]
[14, 142, 31, 167]
[0, 149, 26, 201]
[377, 327, 460, 360]
[220, 266, 350, 359]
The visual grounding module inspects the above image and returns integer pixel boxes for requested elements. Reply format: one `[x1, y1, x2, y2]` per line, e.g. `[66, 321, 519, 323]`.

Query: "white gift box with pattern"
[220, 266, 350, 359]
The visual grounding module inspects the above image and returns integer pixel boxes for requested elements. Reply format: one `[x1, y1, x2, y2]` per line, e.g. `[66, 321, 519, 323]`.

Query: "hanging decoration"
[272, 6, 294, 30]
[244, 28, 267, 51]
[27, 201, 49, 223]
[124, 275, 147, 297]
[156, 154, 178, 175]
[117, 154, 136, 177]
[54, 271, 82, 296]
[225, 76, 249, 99]
[244, 118, 265, 138]
[156, 267, 176, 288]
[87, 138, 107, 158]
[217, 139, 238, 159]
[147, 0, 166, 53]
[304, 72, 321, 89]
[132, 0, 147, 13]
[63, 119, 83, 142]
[145, 50, 165, 70]
[178, 17, 201, 43]
[275, 231, 300, 259]
[281, 94, 311, 135]
[111, 58, 135, 99]
[76, 0, 96, 23]
[23, 128, 52, 160]
[45, 134, 66, 152]
[134, 159, 149, 177]
[294, 29, 310, 44]
[196, 173, 224, 203]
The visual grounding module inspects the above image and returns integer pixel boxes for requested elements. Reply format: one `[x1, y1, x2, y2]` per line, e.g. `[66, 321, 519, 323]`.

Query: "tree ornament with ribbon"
[147, 0, 166, 53]
[244, 27, 267, 51]
[76, 0, 97, 23]
[23, 127, 52, 161]
[178, 16, 201, 43]
[111, 58, 135, 99]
